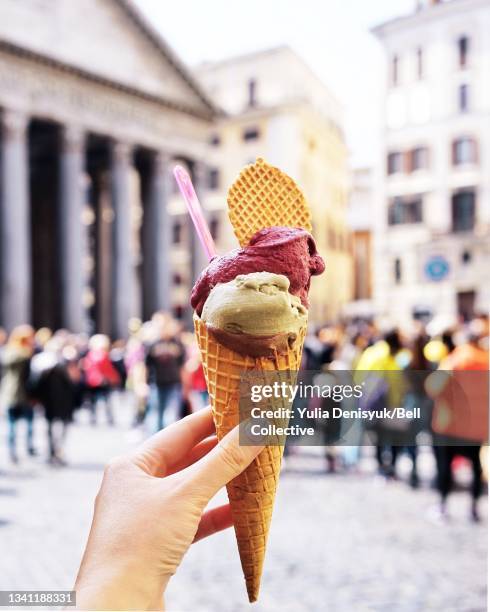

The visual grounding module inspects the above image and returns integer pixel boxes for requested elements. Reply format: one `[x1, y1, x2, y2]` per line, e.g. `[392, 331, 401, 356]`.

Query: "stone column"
[59, 125, 87, 332]
[0, 111, 31, 329]
[143, 151, 172, 315]
[111, 141, 135, 339]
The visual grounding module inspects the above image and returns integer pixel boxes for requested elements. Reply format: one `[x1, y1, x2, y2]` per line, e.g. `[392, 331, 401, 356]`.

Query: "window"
[457, 290, 476, 322]
[458, 36, 469, 68]
[172, 221, 182, 244]
[458, 84, 469, 112]
[248, 78, 257, 107]
[173, 305, 184, 320]
[209, 217, 219, 240]
[391, 54, 399, 86]
[416, 47, 424, 79]
[411, 147, 428, 171]
[242, 126, 260, 141]
[173, 273, 183, 286]
[387, 152, 403, 175]
[209, 134, 221, 146]
[394, 258, 402, 284]
[208, 168, 219, 190]
[461, 250, 472, 265]
[452, 137, 477, 165]
[388, 196, 423, 225]
[452, 189, 475, 232]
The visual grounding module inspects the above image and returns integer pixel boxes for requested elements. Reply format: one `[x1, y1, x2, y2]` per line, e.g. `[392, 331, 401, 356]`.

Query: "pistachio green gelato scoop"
[201, 272, 307, 336]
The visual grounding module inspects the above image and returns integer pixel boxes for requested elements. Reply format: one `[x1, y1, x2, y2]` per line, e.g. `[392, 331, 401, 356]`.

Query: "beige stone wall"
[296, 105, 353, 323]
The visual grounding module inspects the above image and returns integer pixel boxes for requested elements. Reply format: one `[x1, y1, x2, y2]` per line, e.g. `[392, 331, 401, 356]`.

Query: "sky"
[135, 0, 415, 167]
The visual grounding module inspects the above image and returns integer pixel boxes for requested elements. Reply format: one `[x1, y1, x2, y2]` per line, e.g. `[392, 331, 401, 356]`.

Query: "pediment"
[0, 0, 213, 116]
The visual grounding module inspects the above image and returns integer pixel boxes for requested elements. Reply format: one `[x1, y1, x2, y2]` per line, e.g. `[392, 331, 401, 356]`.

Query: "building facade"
[346, 167, 374, 318]
[0, 0, 215, 336]
[372, 0, 490, 326]
[193, 47, 353, 323]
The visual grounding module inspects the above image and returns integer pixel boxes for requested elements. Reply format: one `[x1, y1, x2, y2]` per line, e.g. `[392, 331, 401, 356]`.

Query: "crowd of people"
[0, 312, 207, 466]
[0, 311, 488, 521]
[298, 312, 488, 521]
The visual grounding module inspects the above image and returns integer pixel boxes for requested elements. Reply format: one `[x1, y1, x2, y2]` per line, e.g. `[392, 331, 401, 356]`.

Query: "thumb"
[183, 422, 264, 500]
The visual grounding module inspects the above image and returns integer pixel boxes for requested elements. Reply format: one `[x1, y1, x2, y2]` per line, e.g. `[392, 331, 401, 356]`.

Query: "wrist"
[75, 559, 167, 611]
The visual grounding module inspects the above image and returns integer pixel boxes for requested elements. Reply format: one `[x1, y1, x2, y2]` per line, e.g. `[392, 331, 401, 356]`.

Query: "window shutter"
[404, 150, 412, 173]
[472, 137, 478, 164]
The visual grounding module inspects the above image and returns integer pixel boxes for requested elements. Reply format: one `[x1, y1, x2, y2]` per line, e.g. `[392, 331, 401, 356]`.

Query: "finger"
[167, 435, 219, 475]
[131, 407, 215, 476]
[182, 423, 264, 499]
[193, 504, 233, 543]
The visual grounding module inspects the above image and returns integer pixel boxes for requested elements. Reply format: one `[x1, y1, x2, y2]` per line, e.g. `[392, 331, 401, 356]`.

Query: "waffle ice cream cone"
[228, 157, 312, 247]
[191, 157, 319, 601]
[194, 315, 306, 602]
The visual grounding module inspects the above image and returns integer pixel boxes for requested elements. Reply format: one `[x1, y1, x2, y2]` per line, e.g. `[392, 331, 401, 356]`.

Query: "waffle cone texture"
[194, 315, 306, 602]
[227, 157, 312, 247]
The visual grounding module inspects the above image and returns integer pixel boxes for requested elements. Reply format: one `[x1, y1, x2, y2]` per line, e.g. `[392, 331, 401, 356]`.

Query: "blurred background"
[0, 0, 488, 610]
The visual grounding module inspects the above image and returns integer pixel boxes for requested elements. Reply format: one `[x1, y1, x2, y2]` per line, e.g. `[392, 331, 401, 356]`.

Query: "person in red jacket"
[83, 334, 120, 425]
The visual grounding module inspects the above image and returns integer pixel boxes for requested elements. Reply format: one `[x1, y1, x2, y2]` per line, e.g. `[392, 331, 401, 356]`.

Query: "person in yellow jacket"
[356, 329, 407, 479]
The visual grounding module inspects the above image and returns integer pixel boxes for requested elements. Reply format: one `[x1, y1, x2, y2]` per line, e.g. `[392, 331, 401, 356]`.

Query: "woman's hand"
[75, 407, 263, 611]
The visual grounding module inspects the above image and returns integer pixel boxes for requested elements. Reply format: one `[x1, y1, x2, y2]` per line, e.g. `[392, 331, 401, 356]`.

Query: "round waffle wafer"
[227, 157, 312, 246]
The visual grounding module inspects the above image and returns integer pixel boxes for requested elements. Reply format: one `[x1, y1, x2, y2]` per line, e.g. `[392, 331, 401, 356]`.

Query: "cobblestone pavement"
[0, 402, 487, 612]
